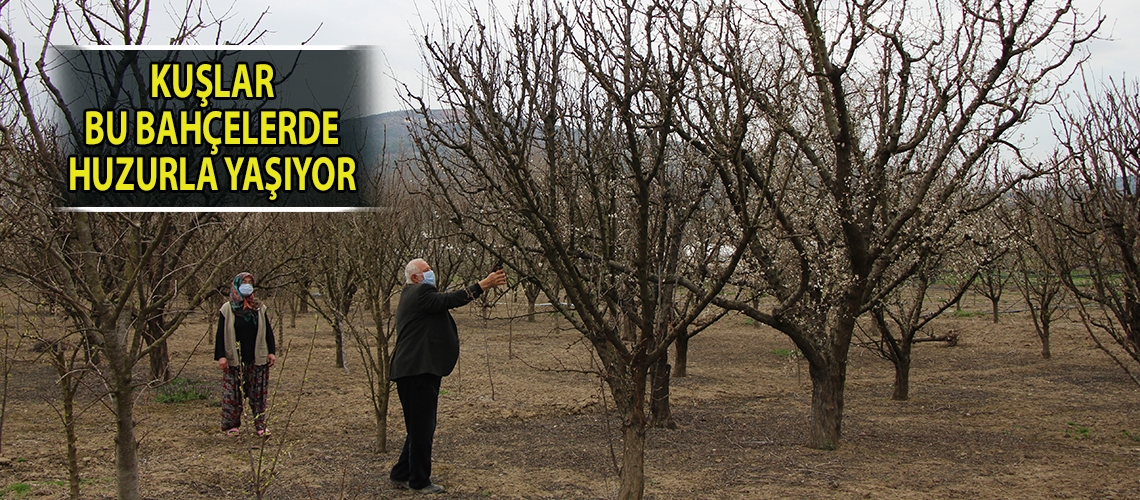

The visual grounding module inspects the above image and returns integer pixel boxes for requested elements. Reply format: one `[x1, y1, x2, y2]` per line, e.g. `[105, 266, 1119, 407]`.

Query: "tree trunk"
[63, 382, 80, 500]
[649, 356, 674, 429]
[617, 421, 647, 500]
[523, 280, 541, 323]
[891, 348, 911, 401]
[1128, 298, 1140, 351]
[1, 353, 9, 457]
[1040, 318, 1052, 360]
[375, 382, 390, 453]
[991, 297, 1000, 323]
[334, 317, 346, 370]
[112, 387, 140, 500]
[601, 353, 648, 500]
[103, 314, 141, 500]
[621, 316, 636, 342]
[48, 342, 82, 499]
[807, 358, 845, 450]
[289, 293, 297, 328]
[673, 333, 689, 378]
[146, 342, 170, 383]
[143, 320, 171, 383]
[368, 297, 393, 454]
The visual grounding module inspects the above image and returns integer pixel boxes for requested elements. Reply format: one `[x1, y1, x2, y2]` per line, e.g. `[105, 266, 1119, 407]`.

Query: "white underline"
[59, 206, 375, 213]
[58, 45, 369, 51]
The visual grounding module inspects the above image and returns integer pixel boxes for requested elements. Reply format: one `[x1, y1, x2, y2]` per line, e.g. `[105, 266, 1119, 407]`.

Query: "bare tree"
[40, 331, 91, 500]
[1015, 251, 1067, 359]
[860, 258, 975, 400]
[1004, 192, 1068, 359]
[348, 177, 422, 453]
[669, 0, 1097, 449]
[304, 213, 359, 373]
[1041, 78, 1140, 384]
[671, 309, 725, 378]
[672, 203, 745, 378]
[406, 2, 750, 497]
[0, 2, 274, 499]
[0, 304, 23, 458]
[970, 240, 1013, 323]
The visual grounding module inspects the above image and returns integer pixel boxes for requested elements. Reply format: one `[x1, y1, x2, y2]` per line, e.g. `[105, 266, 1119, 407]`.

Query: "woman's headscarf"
[230, 272, 260, 323]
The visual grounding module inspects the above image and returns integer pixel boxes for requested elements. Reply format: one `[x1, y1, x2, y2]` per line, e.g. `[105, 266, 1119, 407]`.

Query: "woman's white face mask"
[238, 283, 254, 296]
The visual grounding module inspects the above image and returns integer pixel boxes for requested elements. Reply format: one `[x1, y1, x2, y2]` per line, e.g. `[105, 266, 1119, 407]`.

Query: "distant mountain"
[339, 110, 418, 167]
[340, 109, 465, 167]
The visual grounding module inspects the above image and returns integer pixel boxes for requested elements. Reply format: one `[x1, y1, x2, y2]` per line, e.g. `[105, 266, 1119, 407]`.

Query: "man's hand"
[479, 269, 508, 291]
[218, 357, 229, 371]
[267, 353, 276, 367]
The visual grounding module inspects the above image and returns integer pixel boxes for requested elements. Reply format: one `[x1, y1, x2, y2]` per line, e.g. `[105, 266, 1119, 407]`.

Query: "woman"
[215, 272, 276, 437]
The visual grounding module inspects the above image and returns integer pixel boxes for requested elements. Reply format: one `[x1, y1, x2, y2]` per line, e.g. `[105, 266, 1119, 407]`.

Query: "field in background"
[0, 293, 1137, 499]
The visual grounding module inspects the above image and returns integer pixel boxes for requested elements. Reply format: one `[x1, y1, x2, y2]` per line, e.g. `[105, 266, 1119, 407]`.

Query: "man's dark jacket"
[389, 282, 484, 380]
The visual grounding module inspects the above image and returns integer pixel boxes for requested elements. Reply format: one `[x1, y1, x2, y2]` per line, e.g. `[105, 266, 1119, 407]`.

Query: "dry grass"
[0, 294, 1137, 499]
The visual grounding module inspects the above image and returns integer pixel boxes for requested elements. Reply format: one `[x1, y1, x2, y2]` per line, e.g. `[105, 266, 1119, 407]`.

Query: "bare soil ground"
[1, 294, 1138, 499]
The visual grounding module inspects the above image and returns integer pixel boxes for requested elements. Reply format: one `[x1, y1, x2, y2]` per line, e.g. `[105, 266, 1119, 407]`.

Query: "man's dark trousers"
[390, 373, 442, 489]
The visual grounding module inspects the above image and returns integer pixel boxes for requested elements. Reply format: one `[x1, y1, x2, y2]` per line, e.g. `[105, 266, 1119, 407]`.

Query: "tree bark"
[523, 281, 540, 323]
[649, 356, 674, 429]
[991, 297, 1000, 323]
[51, 343, 82, 500]
[334, 317, 346, 370]
[143, 319, 171, 383]
[298, 286, 310, 314]
[1039, 318, 1052, 360]
[104, 314, 141, 500]
[289, 294, 297, 328]
[600, 352, 649, 500]
[807, 358, 846, 450]
[63, 380, 80, 500]
[371, 316, 392, 453]
[617, 420, 647, 500]
[891, 349, 911, 401]
[375, 383, 390, 453]
[673, 333, 689, 378]
[621, 316, 636, 342]
[1, 346, 9, 457]
[112, 387, 140, 500]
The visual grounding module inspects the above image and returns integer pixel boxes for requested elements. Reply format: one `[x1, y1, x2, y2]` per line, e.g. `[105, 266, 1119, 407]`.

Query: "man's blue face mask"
[421, 270, 436, 286]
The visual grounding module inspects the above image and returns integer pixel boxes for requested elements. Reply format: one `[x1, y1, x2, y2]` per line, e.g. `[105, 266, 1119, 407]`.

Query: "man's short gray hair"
[404, 259, 426, 284]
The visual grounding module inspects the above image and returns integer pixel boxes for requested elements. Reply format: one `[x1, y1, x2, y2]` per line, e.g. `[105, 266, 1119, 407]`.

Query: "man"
[389, 258, 507, 494]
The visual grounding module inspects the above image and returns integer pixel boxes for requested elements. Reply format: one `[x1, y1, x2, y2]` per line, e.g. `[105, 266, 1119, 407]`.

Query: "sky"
[5, 0, 1137, 118]
[207, 0, 1140, 115]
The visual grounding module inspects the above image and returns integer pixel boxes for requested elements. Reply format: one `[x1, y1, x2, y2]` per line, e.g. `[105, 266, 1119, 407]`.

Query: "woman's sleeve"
[214, 313, 226, 360]
[265, 313, 276, 355]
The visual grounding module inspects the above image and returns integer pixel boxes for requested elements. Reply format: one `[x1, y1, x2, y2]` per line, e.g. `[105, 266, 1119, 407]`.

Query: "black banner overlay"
[55, 47, 380, 210]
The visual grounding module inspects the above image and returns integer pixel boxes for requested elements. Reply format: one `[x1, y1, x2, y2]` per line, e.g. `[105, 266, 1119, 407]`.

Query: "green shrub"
[4, 483, 31, 497]
[155, 377, 209, 404]
[1065, 422, 1092, 440]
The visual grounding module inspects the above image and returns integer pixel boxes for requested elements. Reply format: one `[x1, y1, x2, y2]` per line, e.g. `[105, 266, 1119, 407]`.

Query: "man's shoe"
[389, 479, 409, 490]
[413, 483, 445, 494]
